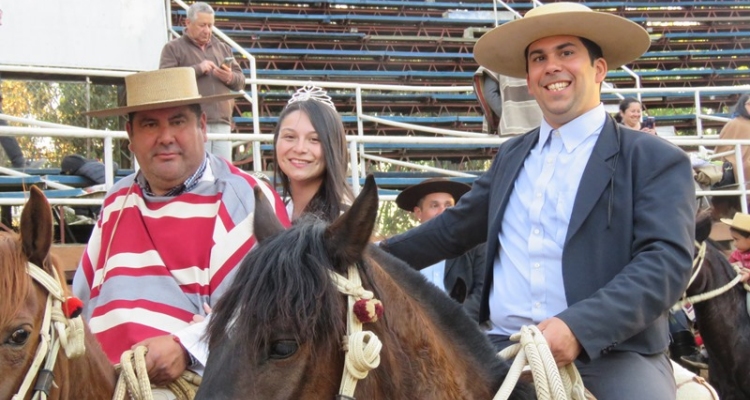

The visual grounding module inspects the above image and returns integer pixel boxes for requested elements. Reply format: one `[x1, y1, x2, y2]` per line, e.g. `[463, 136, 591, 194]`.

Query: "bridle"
[673, 241, 746, 311]
[12, 262, 86, 400]
[327, 264, 383, 400]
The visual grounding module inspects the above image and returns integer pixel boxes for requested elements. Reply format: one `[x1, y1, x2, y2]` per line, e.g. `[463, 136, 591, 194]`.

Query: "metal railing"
[1, 78, 749, 210]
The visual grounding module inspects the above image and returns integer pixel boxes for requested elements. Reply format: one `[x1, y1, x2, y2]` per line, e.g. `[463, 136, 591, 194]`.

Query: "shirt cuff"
[173, 315, 211, 376]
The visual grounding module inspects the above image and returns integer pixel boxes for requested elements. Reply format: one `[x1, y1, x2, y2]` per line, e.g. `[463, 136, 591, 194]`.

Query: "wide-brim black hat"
[395, 178, 471, 211]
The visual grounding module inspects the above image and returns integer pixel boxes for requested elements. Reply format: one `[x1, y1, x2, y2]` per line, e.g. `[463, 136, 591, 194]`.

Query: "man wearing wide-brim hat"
[381, 3, 695, 398]
[395, 178, 486, 322]
[73, 67, 290, 385]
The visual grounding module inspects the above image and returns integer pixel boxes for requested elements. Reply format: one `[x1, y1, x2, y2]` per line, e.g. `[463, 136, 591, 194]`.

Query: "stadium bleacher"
[170, 0, 748, 143]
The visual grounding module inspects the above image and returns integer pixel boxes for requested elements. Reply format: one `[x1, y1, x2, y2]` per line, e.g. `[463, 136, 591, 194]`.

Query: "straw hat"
[395, 178, 471, 211]
[721, 212, 750, 234]
[86, 67, 241, 117]
[473, 2, 651, 79]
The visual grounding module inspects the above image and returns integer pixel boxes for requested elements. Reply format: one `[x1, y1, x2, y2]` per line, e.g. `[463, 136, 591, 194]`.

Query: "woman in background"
[615, 97, 657, 135]
[273, 85, 354, 222]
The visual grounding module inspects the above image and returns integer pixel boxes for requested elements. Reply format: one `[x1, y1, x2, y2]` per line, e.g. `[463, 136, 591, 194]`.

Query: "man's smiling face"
[525, 35, 607, 128]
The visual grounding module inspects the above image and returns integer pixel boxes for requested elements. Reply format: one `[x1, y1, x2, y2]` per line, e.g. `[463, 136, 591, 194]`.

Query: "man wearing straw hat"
[73, 67, 290, 384]
[381, 3, 695, 397]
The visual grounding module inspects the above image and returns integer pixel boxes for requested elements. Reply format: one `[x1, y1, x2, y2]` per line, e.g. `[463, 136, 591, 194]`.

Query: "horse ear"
[20, 186, 53, 270]
[253, 185, 285, 243]
[695, 210, 712, 243]
[325, 175, 379, 270]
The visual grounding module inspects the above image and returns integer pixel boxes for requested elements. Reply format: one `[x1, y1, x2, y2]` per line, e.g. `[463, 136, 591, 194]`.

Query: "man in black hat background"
[381, 3, 695, 398]
[395, 178, 485, 322]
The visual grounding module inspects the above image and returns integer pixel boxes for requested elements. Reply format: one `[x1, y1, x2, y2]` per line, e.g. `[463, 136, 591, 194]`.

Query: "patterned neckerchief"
[137, 155, 209, 197]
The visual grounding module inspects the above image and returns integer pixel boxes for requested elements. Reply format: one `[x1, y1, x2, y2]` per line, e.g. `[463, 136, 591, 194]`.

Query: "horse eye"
[6, 328, 31, 346]
[270, 340, 298, 359]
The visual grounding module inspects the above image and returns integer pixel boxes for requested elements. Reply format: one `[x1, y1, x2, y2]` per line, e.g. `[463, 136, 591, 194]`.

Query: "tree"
[0, 79, 122, 167]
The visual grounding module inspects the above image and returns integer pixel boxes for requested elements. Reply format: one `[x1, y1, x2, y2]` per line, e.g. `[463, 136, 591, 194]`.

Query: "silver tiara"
[287, 83, 336, 110]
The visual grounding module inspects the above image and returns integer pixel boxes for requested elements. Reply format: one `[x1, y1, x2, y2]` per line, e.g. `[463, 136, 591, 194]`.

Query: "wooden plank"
[51, 244, 86, 284]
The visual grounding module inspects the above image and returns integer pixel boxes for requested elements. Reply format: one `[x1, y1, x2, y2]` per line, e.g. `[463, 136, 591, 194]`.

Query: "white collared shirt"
[488, 104, 606, 336]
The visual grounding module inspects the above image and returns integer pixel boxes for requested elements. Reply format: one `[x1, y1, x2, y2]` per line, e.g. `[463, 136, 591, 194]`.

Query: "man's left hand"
[212, 66, 233, 86]
[132, 334, 188, 386]
[537, 317, 582, 367]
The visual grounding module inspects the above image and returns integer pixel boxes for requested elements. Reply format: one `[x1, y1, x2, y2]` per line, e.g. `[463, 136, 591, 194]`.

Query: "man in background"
[396, 178, 485, 321]
[160, 1, 245, 161]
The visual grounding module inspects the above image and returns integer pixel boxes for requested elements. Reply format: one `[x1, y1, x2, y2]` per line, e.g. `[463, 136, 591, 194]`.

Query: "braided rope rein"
[327, 265, 383, 400]
[13, 262, 87, 400]
[672, 241, 750, 312]
[494, 325, 587, 400]
[112, 346, 202, 400]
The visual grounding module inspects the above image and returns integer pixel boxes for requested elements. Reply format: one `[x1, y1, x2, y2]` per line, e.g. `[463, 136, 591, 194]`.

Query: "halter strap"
[12, 262, 86, 400]
[328, 265, 383, 400]
[673, 241, 748, 311]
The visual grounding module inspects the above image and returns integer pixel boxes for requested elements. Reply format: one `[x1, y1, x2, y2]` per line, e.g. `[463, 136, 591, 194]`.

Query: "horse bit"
[328, 264, 384, 400]
[12, 263, 86, 400]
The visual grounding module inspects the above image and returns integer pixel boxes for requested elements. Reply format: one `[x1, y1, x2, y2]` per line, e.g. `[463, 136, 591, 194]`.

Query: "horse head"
[0, 186, 114, 400]
[0, 186, 58, 399]
[198, 175, 534, 400]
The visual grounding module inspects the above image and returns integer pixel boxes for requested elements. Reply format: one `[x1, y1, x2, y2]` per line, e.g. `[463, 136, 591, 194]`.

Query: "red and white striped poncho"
[73, 155, 290, 363]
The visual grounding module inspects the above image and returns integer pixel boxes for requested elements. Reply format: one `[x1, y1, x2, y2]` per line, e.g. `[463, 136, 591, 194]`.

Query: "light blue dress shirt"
[420, 260, 447, 292]
[488, 104, 607, 336]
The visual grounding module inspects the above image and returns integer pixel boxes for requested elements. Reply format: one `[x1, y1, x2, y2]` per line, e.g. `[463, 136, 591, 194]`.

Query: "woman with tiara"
[272, 84, 354, 222]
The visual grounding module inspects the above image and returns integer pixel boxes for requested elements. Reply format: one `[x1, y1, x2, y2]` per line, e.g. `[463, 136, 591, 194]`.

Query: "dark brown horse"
[688, 212, 750, 399]
[0, 187, 115, 400]
[197, 175, 535, 400]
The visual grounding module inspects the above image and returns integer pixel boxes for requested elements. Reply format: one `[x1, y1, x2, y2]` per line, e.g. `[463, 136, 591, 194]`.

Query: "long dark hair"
[734, 93, 750, 119]
[273, 100, 353, 222]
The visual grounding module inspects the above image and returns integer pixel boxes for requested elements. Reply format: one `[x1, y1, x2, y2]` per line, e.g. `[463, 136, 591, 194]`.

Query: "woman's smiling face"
[275, 110, 326, 188]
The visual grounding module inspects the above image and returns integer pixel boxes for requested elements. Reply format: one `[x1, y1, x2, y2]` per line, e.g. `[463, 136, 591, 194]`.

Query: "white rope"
[493, 325, 587, 400]
[328, 266, 383, 398]
[672, 241, 750, 312]
[112, 345, 202, 400]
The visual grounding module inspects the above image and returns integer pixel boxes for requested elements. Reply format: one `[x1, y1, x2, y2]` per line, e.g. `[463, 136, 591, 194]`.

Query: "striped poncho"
[73, 154, 290, 363]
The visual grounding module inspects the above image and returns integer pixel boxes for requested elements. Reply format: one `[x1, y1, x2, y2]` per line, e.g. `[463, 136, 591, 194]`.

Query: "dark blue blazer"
[384, 117, 695, 362]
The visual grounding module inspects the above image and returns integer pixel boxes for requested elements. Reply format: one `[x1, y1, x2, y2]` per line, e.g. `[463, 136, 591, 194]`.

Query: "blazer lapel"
[565, 117, 620, 243]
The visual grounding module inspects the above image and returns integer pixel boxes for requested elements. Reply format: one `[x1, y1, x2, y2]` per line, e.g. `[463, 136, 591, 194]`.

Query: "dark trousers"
[489, 334, 676, 400]
[0, 104, 25, 168]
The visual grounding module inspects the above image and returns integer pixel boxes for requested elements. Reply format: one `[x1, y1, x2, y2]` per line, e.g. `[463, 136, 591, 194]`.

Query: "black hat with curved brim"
[395, 178, 471, 211]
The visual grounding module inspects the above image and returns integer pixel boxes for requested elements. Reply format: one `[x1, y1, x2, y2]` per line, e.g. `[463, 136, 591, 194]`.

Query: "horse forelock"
[0, 232, 32, 326]
[209, 216, 347, 360]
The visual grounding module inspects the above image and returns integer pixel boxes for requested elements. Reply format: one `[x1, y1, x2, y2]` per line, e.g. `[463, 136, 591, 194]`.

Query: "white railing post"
[356, 86, 365, 178]
[695, 91, 704, 138]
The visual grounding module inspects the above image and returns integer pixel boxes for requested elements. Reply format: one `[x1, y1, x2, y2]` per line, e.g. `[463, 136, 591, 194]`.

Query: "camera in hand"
[643, 117, 655, 129]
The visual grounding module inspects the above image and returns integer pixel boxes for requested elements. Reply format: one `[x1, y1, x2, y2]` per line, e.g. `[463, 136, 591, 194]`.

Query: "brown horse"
[688, 212, 750, 399]
[0, 187, 115, 400]
[197, 175, 535, 400]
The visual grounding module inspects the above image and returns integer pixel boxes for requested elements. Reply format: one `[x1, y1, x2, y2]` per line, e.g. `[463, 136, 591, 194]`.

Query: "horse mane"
[0, 232, 30, 327]
[368, 247, 509, 382]
[208, 215, 347, 361]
